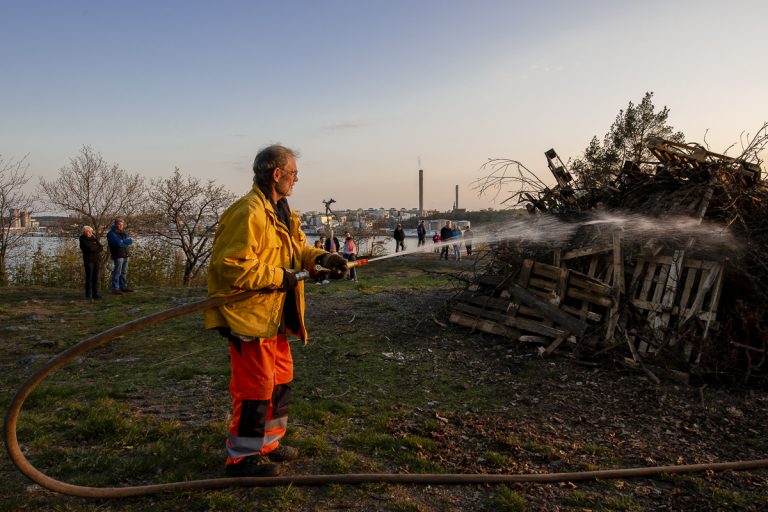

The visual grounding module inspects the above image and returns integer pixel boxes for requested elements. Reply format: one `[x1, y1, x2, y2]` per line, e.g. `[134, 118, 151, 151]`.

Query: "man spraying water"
[205, 145, 349, 477]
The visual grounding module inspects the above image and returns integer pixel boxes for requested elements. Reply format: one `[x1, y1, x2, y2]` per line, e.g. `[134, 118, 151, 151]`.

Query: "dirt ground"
[300, 253, 768, 511]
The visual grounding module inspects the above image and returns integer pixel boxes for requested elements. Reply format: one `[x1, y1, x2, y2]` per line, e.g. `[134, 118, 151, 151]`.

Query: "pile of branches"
[471, 125, 768, 384]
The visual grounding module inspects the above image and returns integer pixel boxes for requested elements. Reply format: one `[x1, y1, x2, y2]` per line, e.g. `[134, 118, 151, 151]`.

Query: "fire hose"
[5, 258, 768, 498]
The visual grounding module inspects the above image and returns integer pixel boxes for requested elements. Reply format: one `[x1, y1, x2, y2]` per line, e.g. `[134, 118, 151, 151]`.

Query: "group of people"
[437, 221, 473, 261]
[395, 220, 473, 259]
[313, 229, 358, 282]
[77, 217, 135, 300]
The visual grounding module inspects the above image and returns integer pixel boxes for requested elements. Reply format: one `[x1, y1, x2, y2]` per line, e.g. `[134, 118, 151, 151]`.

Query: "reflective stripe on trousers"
[226, 333, 293, 464]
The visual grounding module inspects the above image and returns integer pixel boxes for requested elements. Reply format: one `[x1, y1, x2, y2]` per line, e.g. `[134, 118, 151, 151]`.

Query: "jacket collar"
[251, 184, 292, 231]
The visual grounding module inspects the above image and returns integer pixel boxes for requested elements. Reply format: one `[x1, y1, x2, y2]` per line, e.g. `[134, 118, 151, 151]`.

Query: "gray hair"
[82, 225, 94, 235]
[252, 145, 299, 188]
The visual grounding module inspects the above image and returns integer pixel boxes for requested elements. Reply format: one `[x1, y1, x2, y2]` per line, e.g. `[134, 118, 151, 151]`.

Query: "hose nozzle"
[347, 258, 369, 269]
[292, 258, 369, 283]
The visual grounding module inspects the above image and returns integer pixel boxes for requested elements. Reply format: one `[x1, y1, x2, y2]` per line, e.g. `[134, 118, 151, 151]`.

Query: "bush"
[9, 237, 208, 288]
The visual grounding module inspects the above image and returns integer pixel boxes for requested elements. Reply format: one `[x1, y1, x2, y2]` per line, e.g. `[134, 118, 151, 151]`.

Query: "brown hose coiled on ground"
[5, 291, 768, 498]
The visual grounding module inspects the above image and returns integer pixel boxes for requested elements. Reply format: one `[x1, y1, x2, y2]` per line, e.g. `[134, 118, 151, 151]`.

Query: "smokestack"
[419, 169, 424, 215]
[455, 185, 459, 211]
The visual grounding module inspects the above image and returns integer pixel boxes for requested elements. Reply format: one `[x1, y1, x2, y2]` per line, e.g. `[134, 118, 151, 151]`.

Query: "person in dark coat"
[439, 221, 453, 260]
[417, 220, 427, 247]
[79, 225, 103, 299]
[393, 223, 406, 252]
[324, 229, 341, 254]
[464, 226, 474, 256]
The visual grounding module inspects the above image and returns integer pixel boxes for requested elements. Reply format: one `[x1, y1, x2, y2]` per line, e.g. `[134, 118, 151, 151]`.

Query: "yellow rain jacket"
[204, 184, 326, 341]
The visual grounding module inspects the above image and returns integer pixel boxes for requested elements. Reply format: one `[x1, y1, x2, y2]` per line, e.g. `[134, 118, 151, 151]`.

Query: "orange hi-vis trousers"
[225, 334, 293, 465]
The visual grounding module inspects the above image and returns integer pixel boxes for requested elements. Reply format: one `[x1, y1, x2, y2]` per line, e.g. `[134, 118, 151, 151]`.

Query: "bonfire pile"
[452, 134, 768, 385]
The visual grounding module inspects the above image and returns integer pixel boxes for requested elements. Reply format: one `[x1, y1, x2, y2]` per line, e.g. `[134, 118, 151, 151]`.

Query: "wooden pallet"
[628, 254, 724, 359]
[449, 258, 615, 355]
[555, 231, 623, 342]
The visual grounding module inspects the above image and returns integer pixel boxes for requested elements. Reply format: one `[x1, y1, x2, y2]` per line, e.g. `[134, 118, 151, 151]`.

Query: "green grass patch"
[291, 398, 353, 431]
[343, 431, 400, 454]
[522, 440, 559, 457]
[488, 485, 527, 512]
[563, 489, 642, 511]
[483, 450, 514, 467]
[577, 443, 611, 457]
[321, 450, 376, 474]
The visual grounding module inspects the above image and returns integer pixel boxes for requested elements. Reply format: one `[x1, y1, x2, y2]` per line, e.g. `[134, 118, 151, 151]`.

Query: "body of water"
[8, 233, 445, 270]
[305, 234, 433, 256]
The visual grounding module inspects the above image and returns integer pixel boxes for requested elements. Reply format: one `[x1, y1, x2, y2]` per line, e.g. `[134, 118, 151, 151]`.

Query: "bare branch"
[472, 158, 548, 207]
[737, 122, 768, 166]
[0, 154, 34, 285]
[146, 168, 235, 286]
[38, 145, 146, 239]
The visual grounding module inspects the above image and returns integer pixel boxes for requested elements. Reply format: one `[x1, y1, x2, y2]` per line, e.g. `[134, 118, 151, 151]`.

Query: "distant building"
[9, 209, 31, 228]
[454, 220, 471, 230]
[8, 209, 38, 231]
[366, 208, 388, 219]
[428, 219, 470, 231]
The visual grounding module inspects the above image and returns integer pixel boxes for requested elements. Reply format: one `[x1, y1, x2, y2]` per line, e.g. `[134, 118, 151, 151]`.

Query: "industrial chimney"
[455, 185, 459, 211]
[419, 169, 424, 215]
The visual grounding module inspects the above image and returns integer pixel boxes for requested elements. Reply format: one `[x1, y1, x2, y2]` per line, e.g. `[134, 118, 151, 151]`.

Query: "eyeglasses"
[281, 168, 298, 178]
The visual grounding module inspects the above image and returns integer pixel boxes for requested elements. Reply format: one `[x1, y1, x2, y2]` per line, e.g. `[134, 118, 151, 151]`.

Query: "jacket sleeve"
[212, 206, 285, 292]
[80, 236, 102, 254]
[107, 230, 125, 247]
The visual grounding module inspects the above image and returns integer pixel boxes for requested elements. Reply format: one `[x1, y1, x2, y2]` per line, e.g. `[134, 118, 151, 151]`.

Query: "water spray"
[356, 212, 737, 264]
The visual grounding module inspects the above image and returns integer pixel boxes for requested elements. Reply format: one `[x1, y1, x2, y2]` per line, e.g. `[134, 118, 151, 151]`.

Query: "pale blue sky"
[2, 0, 766, 213]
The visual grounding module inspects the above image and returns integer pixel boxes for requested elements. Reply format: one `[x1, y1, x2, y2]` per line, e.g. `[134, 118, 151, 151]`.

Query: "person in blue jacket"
[107, 217, 134, 294]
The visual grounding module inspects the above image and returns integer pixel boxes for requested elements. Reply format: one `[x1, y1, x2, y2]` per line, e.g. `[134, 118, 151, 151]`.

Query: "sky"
[2, 0, 767, 214]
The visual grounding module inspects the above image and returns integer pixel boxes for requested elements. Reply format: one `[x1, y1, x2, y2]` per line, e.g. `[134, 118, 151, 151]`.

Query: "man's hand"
[318, 253, 349, 280]
[282, 268, 299, 289]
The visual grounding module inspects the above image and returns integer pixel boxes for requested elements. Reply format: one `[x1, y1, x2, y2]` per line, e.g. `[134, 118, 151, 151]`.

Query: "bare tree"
[472, 158, 549, 208]
[38, 145, 145, 239]
[147, 168, 235, 286]
[0, 155, 34, 286]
